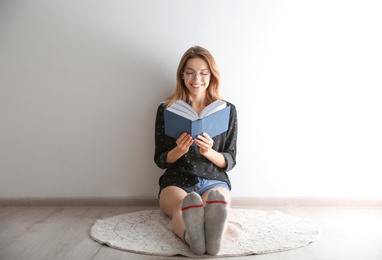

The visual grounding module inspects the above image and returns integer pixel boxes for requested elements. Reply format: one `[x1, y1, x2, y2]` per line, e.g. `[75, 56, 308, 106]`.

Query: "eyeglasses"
[182, 70, 211, 80]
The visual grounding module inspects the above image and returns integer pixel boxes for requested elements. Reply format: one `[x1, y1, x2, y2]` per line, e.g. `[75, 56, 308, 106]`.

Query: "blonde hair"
[164, 46, 223, 107]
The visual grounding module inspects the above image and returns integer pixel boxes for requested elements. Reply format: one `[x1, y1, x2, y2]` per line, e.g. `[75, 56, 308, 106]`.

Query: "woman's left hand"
[194, 132, 214, 155]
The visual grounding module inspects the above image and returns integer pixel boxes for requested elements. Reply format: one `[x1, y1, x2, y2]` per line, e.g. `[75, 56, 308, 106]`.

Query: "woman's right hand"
[176, 132, 194, 155]
[166, 133, 193, 163]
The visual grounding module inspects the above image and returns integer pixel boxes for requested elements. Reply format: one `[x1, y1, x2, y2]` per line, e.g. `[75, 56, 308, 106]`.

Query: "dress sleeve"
[154, 104, 174, 169]
[221, 103, 238, 172]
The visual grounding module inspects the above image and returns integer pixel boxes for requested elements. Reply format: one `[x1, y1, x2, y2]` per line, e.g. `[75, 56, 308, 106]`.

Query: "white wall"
[1, 0, 381, 199]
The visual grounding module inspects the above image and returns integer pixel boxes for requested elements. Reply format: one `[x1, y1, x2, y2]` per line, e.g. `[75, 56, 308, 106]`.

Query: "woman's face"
[182, 57, 211, 98]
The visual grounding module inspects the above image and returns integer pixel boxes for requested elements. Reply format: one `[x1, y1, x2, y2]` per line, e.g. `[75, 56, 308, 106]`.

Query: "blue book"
[164, 100, 231, 139]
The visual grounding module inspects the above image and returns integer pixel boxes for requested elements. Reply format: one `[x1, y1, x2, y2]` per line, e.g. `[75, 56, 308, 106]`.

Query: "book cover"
[164, 101, 231, 139]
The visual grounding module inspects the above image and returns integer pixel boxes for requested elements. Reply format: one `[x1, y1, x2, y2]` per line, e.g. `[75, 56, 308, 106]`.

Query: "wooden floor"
[1, 205, 382, 260]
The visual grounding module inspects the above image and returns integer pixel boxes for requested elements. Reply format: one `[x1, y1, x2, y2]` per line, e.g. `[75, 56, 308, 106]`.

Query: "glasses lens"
[184, 72, 195, 80]
[200, 74, 210, 80]
[183, 71, 210, 80]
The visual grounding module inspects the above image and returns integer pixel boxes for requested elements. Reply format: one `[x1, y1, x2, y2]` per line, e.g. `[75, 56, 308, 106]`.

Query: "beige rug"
[90, 208, 319, 257]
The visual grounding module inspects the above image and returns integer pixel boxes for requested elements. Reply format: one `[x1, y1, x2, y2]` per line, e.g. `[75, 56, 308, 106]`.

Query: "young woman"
[154, 46, 238, 255]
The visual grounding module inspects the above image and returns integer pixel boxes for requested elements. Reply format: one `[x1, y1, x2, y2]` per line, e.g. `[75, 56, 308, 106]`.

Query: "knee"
[159, 186, 187, 217]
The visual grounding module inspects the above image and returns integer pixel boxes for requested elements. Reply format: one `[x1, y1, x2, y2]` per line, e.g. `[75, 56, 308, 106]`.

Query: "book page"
[166, 106, 196, 121]
[175, 100, 199, 118]
[166, 100, 198, 120]
[200, 100, 227, 118]
[166, 100, 227, 121]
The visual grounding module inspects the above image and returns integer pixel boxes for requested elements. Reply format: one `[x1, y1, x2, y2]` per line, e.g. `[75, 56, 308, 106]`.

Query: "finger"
[179, 132, 189, 141]
[187, 138, 194, 147]
[197, 135, 213, 147]
[202, 133, 214, 145]
[178, 133, 190, 142]
[202, 132, 211, 139]
[195, 138, 211, 149]
[197, 134, 208, 143]
[193, 140, 203, 149]
[178, 134, 192, 147]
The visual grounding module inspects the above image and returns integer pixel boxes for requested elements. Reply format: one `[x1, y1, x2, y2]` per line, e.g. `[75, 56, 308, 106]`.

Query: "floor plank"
[1, 206, 382, 260]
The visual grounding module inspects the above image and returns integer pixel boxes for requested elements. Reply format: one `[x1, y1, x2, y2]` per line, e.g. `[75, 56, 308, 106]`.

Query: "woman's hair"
[164, 46, 223, 107]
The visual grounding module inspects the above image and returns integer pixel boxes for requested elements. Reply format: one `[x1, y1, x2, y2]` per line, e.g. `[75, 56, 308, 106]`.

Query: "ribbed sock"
[181, 192, 205, 255]
[204, 190, 228, 256]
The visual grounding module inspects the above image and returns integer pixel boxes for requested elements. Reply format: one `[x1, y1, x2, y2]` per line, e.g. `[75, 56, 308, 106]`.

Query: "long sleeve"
[221, 102, 238, 171]
[154, 103, 175, 169]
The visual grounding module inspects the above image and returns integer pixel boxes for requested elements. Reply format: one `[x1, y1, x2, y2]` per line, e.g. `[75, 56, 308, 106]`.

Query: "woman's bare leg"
[159, 186, 187, 239]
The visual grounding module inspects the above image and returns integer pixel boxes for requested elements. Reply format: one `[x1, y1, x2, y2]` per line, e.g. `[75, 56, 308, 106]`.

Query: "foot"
[181, 192, 205, 255]
[204, 190, 228, 255]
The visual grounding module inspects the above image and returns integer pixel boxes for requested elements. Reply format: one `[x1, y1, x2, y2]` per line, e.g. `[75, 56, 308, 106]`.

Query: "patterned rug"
[90, 208, 320, 257]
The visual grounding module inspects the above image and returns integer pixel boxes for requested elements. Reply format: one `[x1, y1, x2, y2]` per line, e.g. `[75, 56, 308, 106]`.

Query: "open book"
[164, 100, 231, 139]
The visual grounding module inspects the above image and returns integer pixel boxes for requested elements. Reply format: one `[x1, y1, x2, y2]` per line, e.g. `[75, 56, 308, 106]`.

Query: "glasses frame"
[182, 70, 211, 81]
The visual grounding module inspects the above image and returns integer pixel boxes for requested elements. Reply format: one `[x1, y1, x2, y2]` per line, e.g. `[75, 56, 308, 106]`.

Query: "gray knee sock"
[181, 192, 205, 255]
[204, 190, 228, 256]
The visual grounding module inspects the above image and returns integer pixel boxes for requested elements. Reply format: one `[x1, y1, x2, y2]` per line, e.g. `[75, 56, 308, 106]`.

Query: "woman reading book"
[154, 46, 238, 256]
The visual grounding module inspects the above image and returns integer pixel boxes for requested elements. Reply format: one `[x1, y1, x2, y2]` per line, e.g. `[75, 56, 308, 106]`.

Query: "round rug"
[90, 208, 320, 257]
